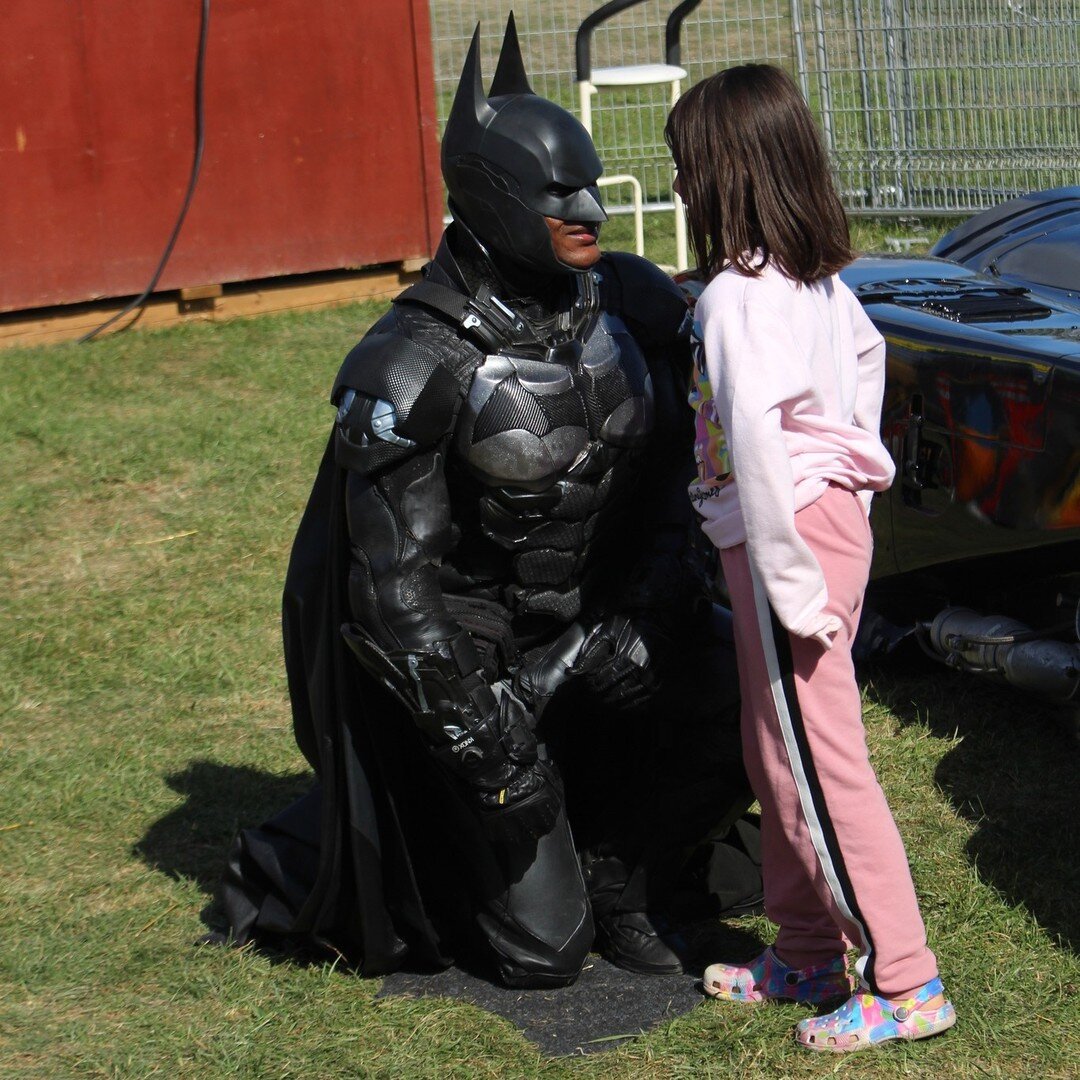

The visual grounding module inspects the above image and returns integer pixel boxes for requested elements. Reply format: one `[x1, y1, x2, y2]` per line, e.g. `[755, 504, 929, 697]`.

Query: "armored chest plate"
[454, 312, 654, 490]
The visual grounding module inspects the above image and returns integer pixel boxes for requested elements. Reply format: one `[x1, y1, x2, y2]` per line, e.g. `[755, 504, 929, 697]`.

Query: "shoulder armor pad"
[331, 330, 463, 447]
[599, 251, 692, 345]
[334, 391, 423, 474]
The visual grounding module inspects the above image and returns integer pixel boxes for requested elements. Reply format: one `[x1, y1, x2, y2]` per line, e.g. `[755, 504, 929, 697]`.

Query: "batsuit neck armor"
[441, 14, 607, 280]
[410, 224, 602, 368]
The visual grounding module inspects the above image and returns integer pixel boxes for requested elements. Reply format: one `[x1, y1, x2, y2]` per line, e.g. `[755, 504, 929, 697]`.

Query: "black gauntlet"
[569, 614, 674, 712]
[512, 614, 673, 715]
[341, 624, 561, 843]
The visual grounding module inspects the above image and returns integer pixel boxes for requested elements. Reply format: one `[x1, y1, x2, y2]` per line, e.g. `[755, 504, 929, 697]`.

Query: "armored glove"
[511, 621, 589, 721]
[569, 614, 674, 712]
[431, 683, 562, 845]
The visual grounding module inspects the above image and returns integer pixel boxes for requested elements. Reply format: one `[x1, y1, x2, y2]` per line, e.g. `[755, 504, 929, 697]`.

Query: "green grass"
[601, 207, 949, 272]
[2, 264, 1079, 1077]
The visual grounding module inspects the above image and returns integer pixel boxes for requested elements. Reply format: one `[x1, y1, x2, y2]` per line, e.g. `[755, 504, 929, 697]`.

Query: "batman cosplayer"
[219, 17, 761, 988]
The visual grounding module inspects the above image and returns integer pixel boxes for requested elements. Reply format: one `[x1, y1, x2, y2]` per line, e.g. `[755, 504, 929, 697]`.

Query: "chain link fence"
[427, 0, 1079, 217]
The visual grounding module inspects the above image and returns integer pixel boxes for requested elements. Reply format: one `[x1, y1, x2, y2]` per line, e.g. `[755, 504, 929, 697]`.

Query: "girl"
[665, 65, 955, 1052]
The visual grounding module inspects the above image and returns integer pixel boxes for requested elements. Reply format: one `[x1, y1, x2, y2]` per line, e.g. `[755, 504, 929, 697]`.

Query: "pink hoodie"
[688, 260, 895, 643]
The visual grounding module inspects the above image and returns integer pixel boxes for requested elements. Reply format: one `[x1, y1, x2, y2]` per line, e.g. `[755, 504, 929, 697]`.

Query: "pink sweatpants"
[719, 483, 939, 997]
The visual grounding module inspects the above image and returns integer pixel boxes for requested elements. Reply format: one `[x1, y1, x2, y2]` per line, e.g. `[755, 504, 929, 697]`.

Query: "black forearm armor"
[341, 623, 502, 770]
[342, 621, 559, 841]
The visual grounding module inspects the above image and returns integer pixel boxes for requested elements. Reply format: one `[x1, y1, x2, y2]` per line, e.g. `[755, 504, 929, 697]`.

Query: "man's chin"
[559, 244, 602, 272]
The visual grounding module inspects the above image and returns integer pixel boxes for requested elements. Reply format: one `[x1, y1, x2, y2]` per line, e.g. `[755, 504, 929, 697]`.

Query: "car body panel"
[839, 252, 1080, 582]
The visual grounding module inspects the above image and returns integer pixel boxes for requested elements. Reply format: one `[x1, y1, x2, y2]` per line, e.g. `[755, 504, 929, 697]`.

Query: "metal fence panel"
[428, 1, 1079, 216]
[811, 0, 1080, 213]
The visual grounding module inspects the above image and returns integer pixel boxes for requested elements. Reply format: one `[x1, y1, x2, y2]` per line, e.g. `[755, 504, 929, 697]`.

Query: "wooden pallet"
[0, 262, 425, 349]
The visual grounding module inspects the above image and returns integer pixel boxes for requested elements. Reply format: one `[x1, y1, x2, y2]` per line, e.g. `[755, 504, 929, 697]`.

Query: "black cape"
[222, 434, 464, 973]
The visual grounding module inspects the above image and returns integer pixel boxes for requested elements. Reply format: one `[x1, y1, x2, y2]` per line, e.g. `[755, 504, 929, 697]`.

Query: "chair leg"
[671, 79, 689, 271]
[599, 175, 645, 257]
[674, 191, 688, 271]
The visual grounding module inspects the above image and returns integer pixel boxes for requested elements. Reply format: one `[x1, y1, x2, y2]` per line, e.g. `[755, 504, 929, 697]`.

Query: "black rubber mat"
[376, 919, 764, 1056]
[377, 953, 702, 1056]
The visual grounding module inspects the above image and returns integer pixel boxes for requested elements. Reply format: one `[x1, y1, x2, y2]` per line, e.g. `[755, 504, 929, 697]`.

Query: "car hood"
[840, 255, 1080, 371]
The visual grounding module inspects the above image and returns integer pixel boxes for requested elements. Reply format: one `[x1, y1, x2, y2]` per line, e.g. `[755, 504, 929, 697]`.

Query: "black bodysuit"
[220, 228, 757, 986]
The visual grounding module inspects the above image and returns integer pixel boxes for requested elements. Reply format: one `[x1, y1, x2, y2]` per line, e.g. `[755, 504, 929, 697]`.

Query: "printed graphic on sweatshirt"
[688, 319, 732, 493]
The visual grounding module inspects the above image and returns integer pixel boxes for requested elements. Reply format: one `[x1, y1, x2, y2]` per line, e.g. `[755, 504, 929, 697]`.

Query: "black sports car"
[843, 188, 1080, 705]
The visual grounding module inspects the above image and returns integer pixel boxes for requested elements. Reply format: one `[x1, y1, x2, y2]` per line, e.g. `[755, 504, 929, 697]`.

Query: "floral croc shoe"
[702, 947, 852, 1004]
[796, 976, 956, 1052]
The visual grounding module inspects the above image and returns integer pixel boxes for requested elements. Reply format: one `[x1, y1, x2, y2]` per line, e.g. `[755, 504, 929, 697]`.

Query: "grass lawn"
[2, 231, 1078, 1077]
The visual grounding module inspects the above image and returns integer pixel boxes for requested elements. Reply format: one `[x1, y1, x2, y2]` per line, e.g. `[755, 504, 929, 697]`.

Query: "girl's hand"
[807, 614, 842, 650]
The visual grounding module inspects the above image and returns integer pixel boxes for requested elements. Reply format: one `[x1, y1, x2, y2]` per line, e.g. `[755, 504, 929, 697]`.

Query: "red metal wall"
[0, 0, 444, 313]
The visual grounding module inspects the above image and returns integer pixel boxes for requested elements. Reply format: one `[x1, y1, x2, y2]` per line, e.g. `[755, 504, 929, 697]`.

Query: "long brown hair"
[665, 64, 853, 284]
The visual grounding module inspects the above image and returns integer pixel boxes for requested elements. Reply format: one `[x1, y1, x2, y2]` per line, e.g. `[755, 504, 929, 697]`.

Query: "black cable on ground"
[79, 0, 211, 343]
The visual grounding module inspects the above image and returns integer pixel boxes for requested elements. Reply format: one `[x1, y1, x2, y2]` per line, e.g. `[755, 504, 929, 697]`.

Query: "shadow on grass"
[133, 759, 313, 899]
[863, 649, 1080, 953]
[131, 759, 769, 1056]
